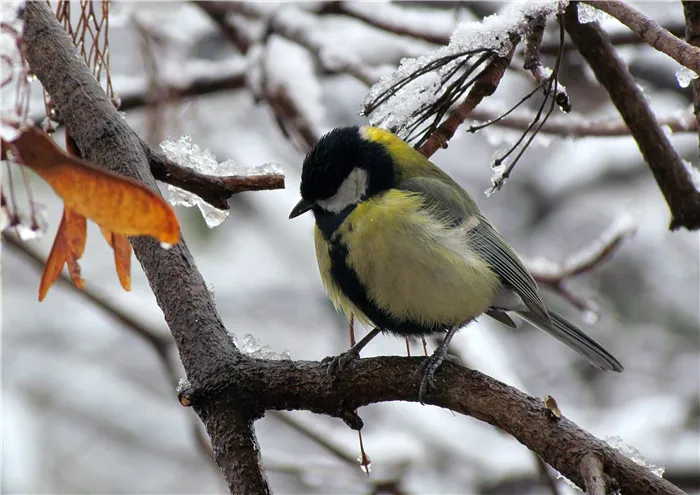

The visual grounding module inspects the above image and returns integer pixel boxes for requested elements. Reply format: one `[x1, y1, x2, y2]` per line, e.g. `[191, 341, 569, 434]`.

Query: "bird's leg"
[418, 325, 460, 404]
[324, 327, 382, 381]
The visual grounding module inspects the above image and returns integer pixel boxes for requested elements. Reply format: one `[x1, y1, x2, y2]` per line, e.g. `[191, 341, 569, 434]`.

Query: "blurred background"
[2, 1, 699, 494]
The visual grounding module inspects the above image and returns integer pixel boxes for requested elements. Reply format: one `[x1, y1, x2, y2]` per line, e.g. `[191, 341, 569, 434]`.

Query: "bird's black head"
[289, 126, 395, 218]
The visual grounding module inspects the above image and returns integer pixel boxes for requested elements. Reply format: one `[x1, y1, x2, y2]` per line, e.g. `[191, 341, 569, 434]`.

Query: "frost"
[682, 159, 700, 192]
[562, 213, 637, 273]
[485, 151, 508, 197]
[451, 2, 564, 56]
[675, 67, 699, 88]
[606, 436, 666, 477]
[0, 201, 48, 241]
[365, 1, 565, 134]
[577, 3, 611, 24]
[241, 334, 290, 360]
[582, 308, 600, 325]
[176, 378, 191, 394]
[159, 136, 285, 228]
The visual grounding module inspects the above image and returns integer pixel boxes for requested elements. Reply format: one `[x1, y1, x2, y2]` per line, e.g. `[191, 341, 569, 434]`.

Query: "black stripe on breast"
[326, 236, 447, 337]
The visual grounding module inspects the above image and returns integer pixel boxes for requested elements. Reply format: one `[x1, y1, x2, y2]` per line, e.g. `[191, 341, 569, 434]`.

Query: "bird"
[289, 125, 623, 402]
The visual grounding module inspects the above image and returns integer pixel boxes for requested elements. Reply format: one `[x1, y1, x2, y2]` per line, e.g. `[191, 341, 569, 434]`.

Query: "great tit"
[290, 125, 623, 401]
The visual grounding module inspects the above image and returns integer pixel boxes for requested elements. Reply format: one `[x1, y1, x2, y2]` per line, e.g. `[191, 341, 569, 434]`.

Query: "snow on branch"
[148, 136, 284, 226]
[527, 215, 637, 315]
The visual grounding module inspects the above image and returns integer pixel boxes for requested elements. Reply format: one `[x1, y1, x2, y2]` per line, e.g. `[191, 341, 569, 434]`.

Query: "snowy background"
[2, 2, 699, 494]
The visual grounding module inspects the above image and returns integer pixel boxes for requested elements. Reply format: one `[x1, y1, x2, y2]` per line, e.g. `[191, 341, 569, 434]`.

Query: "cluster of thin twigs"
[1, 18, 39, 238]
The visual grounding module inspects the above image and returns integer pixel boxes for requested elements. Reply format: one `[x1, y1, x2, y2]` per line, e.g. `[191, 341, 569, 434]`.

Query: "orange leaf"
[112, 233, 132, 291]
[64, 208, 87, 289]
[99, 226, 114, 247]
[38, 207, 87, 299]
[100, 227, 132, 291]
[39, 212, 68, 301]
[10, 126, 180, 245]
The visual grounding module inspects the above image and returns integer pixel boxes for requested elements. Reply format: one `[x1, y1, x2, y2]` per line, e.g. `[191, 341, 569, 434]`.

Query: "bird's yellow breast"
[314, 190, 501, 330]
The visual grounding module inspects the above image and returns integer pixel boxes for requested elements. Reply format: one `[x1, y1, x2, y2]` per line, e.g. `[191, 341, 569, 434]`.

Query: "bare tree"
[4, 1, 697, 494]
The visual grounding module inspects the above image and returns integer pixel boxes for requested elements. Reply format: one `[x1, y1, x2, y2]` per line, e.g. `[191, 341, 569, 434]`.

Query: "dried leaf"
[38, 207, 87, 300]
[39, 212, 68, 301]
[99, 227, 132, 291]
[10, 126, 180, 244]
[63, 208, 87, 288]
[544, 394, 562, 420]
[111, 232, 132, 291]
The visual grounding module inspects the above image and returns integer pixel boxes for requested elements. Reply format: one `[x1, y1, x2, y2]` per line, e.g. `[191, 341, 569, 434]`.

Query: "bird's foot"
[322, 348, 361, 382]
[418, 344, 457, 404]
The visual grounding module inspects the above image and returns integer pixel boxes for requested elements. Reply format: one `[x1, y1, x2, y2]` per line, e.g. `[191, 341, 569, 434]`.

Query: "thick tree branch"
[19, 3, 269, 493]
[682, 1, 700, 155]
[583, 0, 700, 74]
[145, 145, 285, 211]
[179, 356, 685, 495]
[565, 3, 700, 231]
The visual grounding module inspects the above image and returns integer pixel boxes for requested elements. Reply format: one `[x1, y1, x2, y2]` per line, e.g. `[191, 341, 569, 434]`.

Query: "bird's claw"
[324, 348, 361, 382]
[417, 345, 453, 404]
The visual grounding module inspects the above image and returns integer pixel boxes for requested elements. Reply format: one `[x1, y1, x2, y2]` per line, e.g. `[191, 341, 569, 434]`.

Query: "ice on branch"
[676, 66, 699, 88]
[1, 5, 28, 142]
[363, 1, 564, 136]
[240, 333, 291, 361]
[0, 200, 48, 241]
[159, 136, 284, 228]
[576, 2, 611, 24]
[606, 436, 666, 478]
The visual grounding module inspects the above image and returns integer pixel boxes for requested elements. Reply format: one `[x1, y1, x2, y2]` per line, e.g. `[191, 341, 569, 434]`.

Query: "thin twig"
[470, 106, 697, 137]
[193, 1, 252, 54]
[566, 2, 700, 231]
[3, 233, 217, 470]
[419, 36, 519, 157]
[535, 455, 563, 495]
[527, 216, 635, 313]
[580, 453, 607, 495]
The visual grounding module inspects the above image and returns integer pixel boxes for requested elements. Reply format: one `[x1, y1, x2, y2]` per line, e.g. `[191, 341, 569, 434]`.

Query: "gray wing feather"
[470, 219, 551, 324]
[485, 309, 517, 328]
[517, 309, 624, 372]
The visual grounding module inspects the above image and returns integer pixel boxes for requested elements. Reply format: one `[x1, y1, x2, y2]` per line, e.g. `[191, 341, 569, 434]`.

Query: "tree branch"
[16, 3, 690, 494]
[582, 0, 700, 74]
[470, 106, 697, 137]
[19, 3, 269, 493]
[4, 232, 217, 471]
[179, 356, 685, 495]
[528, 216, 636, 313]
[145, 145, 285, 211]
[119, 70, 246, 112]
[682, 1, 700, 155]
[580, 453, 608, 495]
[565, 3, 700, 231]
[419, 36, 519, 157]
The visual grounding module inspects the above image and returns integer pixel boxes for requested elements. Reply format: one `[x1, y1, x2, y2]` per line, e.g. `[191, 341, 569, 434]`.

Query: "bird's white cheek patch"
[317, 167, 368, 213]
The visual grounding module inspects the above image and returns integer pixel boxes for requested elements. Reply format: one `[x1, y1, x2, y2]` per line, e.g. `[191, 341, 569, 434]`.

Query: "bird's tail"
[516, 309, 623, 372]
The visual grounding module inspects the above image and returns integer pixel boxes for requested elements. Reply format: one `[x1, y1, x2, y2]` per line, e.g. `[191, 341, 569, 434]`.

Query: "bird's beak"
[289, 198, 314, 219]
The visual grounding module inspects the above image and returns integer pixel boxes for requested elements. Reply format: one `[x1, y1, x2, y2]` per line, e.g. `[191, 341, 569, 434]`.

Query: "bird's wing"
[398, 176, 551, 323]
